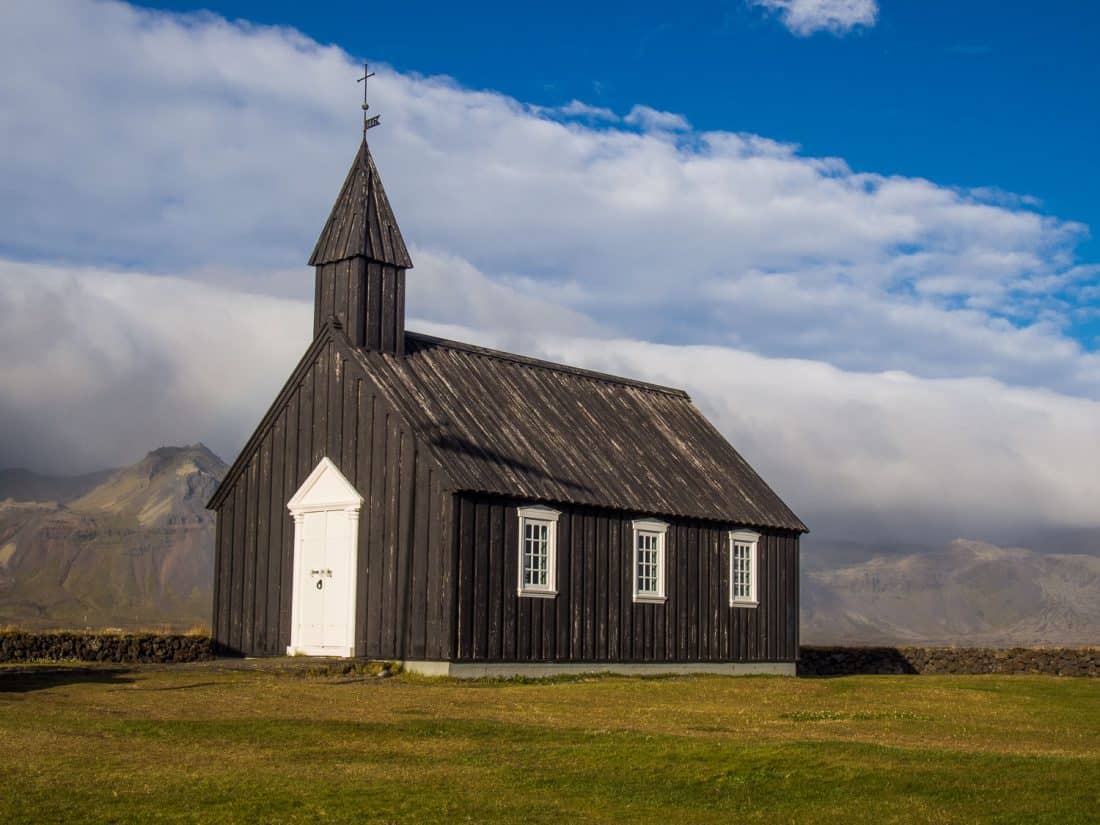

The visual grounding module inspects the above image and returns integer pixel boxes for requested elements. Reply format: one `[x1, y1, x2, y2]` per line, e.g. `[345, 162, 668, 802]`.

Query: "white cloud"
[5, 260, 1100, 542]
[1, 0, 1095, 401]
[623, 105, 691, 132]
[1, 1, 1099, 546]
[0, 260, 309, 474]
[552, 100, 619, 122]
[750, 0, 878, 36]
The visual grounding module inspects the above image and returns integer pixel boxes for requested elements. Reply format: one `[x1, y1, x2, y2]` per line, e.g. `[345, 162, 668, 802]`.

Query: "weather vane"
[358, 62, 381, 137]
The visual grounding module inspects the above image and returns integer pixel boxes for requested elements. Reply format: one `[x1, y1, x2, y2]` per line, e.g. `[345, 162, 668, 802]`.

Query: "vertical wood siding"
[314, 260, 406, 355]
[211, 337, 451, 658]
[452, 493, 799, 663]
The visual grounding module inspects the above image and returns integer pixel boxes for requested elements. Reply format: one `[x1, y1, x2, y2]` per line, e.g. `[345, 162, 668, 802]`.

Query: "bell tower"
[309, 139, 413, 354]
[309, 66, 412, 354]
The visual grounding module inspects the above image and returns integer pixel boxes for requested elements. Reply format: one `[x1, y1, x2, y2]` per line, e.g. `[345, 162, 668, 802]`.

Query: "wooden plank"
[471, 499, 489, 659]
[457, 496, 475, 659]
[554, 508, 570, 660]
[381, 416, 402, 657]
[354, 388, 373, 654]
[676, 524, 687, 660]
[620, 518, 633, 661]
[570, 512, 583, 659]
[530, 585, 543, 661]
[230, 479, 247, 653]
[793, 536, 801, 659]
[440, 490, 456, 661]
[366, 396, 387, 657]
[311, 344, 329, 467]
[280, 388, 301, 650]
[688, 525, 698, 660]
[365, 262, 382, 350]
[503, 502, 519, 661]
[540, 590, 554, 661]
[394, 433, 415, 659]
[607, 516, 620, 662]
[487, 500, 504, 659]
[698, 526, 709, 660]
[313, 264, 322, 336]
[267, 409, 286, 656]
[320, 262, 335, 326]
[241, 457, 259, 655]
[394, 269, 406, 355]
[253, 429, 272, 655]
[722, 541, 732, 659]
[424, 469, 442, 659]
[333, 261, 347, 330]
[297, 364, 314, 478]
[327, 352, 343, 464]
[583, 513, 595, 660]
[595, 513, 608, 660]
[409, 452, 430, 660]
[381, 265, 396, 353]
[215, 497, 234, 646]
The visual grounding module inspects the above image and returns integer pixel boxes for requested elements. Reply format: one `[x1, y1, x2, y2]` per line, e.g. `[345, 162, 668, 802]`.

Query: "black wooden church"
[209, 132, 807, 676]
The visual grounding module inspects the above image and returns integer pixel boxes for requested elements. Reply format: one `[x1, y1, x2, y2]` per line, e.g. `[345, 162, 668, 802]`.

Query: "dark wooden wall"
[211, 334, 451, 659]
[313, 260, 406, 355]
[451, 493, 800, 663]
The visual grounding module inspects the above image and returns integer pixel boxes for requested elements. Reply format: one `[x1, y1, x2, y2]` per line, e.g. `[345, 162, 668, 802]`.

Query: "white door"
[296, 509, 353, 651]
[287, 458, 362, 658]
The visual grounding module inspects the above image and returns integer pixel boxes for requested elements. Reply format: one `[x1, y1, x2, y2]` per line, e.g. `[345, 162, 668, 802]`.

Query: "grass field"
[1, 664, 1097, 823]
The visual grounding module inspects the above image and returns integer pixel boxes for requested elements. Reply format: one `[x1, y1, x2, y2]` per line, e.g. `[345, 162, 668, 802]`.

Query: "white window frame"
[517, 505, 560, 598]
[729, 529, 760, 608]
[632, 518, 668, 603]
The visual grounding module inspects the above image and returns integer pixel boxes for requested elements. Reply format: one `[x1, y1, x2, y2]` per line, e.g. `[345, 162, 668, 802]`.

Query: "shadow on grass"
[0, 666, 135, 693]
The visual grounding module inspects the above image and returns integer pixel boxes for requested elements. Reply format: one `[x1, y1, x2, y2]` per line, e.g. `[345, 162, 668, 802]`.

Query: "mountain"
[802, 539, 1100, 647]
[0, 445, 227, 631]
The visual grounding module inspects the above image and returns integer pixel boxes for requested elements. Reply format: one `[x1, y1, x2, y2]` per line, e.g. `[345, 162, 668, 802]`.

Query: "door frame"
[286, 457, 363, 658]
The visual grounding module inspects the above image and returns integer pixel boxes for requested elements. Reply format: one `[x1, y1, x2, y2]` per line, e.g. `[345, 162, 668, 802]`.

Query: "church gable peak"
[309, 140, 413, 269]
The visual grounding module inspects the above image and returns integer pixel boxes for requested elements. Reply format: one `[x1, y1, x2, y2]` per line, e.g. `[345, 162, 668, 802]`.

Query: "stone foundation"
[401, 660, 796, 678]
[797, 646, 1099, 677]
[0, 631, 215, 664]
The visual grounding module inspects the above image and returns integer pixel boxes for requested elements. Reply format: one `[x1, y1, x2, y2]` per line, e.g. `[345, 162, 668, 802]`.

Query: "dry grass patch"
[0, 665, 1096, 823]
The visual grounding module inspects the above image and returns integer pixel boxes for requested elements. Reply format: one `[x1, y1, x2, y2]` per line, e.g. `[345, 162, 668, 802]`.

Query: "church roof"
[350, 331, 807, 532]
[309, 140, 413, 268]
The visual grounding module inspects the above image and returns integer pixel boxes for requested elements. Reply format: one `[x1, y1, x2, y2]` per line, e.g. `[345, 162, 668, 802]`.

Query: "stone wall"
[798, 646, 1098, 677]
[0, 632, 215, 664]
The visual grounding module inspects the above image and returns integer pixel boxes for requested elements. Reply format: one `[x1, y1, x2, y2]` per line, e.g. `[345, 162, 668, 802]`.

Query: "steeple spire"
[309, 68, 412, 354]
[309, 140, 412, 269]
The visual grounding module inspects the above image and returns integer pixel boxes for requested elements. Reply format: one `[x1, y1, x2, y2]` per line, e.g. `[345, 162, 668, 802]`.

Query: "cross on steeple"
[358, 62, 381, 137]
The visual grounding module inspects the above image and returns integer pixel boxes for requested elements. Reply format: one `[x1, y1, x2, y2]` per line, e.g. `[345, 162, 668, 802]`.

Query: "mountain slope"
[0, 445, 226, 631]
[802, 539, 1100, 647]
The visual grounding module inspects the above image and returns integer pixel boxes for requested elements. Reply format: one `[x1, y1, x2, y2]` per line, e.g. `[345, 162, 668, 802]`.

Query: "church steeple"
[310, 138, 413, 354]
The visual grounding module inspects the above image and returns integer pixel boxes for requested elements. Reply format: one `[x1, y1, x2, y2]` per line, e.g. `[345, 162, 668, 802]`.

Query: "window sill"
[730, 600, 759, 608]
[633, 594, 667, 604]
[518, 589, 558, 599]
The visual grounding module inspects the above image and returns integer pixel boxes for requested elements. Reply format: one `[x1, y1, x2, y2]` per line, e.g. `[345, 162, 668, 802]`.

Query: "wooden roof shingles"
[309, 140, 413, 268]
[350, 332, 807, 532]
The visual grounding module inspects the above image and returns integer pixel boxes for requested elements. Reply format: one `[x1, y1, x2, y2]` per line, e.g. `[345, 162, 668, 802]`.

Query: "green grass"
[0, 665, 1097, 823]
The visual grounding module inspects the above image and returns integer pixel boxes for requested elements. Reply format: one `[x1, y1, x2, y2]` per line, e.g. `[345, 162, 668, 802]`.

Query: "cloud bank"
[749, 0, 879, 36]
[1, 1, 1098, 547]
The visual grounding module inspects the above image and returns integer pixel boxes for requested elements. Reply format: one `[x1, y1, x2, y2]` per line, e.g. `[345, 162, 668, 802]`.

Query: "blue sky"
[1, 0, 1099, 543]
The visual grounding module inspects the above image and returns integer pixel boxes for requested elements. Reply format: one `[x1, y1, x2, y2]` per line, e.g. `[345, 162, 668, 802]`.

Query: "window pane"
[636, 531, 661, 594]
[732, 542, 753, 600]
[522, 519, 553, 590]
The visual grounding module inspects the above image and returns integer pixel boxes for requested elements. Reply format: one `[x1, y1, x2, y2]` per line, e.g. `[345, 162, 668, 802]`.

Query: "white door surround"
[286, 457, 363, 658]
